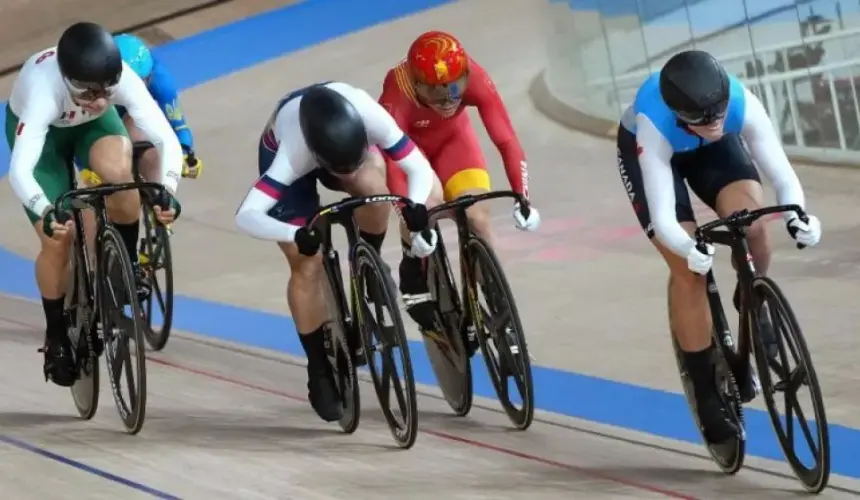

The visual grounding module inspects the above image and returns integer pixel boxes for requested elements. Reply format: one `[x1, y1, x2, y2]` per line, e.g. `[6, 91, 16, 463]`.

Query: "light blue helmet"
[114, 34, 153, 79]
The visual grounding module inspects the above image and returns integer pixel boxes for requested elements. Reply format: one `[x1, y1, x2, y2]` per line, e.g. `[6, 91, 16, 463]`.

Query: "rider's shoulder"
[20, 47, 61, 74]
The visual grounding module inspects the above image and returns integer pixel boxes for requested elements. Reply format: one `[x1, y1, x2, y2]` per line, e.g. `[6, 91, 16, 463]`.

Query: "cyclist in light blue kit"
[615, 50, 822, 445]
[112, 33, 203, 180]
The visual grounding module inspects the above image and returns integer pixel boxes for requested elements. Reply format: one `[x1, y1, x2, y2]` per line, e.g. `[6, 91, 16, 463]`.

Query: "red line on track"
[149, 356, 698, 499]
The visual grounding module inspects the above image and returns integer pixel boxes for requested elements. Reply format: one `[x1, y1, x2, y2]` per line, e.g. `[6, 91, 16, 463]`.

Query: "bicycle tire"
[424, 228, 472, 416]
[98, 225, 148, 435]
[140, 204, 174, 351]
[353, 241, 418, 449]
[67, 217, 100, 420]
[750, 276, 830, 493]
[464, 235, 534, 430]
[671, 336, 745, 473]
[321, 249, 360, 434]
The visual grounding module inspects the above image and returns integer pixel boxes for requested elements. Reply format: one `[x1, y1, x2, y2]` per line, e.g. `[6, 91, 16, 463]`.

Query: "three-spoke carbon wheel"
[465, 236, 534, 430]
[354, 242, 418, 449]
[139, 205, 174, 351]
[751, 277, 830, 493]
[99, 226, 148, 435]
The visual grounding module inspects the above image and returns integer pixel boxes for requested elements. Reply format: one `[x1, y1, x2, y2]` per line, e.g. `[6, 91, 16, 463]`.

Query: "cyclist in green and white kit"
[5, 22, 184, 387]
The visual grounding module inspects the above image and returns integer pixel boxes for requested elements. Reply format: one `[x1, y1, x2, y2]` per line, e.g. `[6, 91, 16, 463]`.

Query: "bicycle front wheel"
[750, 276, 830, 493]
[465, 235, 534, 430]
[98, 225, 148, 435]
[353, 241, 418, 449]
[139, 206, 174, 351]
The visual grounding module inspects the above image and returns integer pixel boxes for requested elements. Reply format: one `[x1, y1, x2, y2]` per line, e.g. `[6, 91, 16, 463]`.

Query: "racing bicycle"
[418, 190, 535, 430]
[672, 205, 829, 493]
[82, 140, 196, 351]
[58, 161, 172, 435]
[304, 194, 421, 449]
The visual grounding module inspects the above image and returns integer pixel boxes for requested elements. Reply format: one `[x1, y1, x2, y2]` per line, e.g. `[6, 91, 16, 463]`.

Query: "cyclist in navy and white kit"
[615, 50, 823, 444]
[235, 82, 441, 423]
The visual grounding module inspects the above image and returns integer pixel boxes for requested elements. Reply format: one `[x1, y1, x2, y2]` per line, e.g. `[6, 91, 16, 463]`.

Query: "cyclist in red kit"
[380, 30, 541, 339]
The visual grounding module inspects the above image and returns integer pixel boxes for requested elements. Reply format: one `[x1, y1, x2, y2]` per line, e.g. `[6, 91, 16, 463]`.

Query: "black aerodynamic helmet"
[299, 85, 369, 175]
[659, 50, 729, 125]
[57, 22, 123, 91]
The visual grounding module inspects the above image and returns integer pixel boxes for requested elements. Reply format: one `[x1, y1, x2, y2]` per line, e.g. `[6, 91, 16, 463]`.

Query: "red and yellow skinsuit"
[379, 57, 530, 202]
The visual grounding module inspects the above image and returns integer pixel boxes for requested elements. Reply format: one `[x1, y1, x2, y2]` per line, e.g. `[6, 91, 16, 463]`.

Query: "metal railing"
[590, 24, 860, 92]
[743, 57, 860, 155]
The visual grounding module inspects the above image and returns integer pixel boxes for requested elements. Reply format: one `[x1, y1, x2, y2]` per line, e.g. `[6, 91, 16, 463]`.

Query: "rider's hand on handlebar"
[182, 152, 203, 179]
[400, 202, 429, 232]
[686, 242, 715, 275]
[41, 206, 73, 240]
[153, 190, 181, 225]
[410, 229, 438, 258]
[295, 226, 322, 256]
[513, 201, 540, 232]
[787, 215, 821, 247]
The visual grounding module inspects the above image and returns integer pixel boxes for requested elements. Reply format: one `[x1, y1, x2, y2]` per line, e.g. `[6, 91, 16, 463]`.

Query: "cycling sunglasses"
[414, 72, 469, 105]
[675, 99, 729, 126]
[64, 78, 119, 102]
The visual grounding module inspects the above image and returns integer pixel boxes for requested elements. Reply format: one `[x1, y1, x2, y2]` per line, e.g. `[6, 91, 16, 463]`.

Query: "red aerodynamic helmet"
[407, 31, 469, 86]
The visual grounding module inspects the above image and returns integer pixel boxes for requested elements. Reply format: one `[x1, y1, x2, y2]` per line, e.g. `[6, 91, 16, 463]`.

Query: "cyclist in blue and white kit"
[113, 34, 203, 180]
[615, 50, 823, 444]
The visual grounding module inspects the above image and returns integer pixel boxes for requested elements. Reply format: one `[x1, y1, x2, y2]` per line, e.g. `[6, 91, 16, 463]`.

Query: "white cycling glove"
[410, 229, 438, 258]
[787, 215, 822, 247]
[513, 202, 540, 232]
[686, 242, 715, 275]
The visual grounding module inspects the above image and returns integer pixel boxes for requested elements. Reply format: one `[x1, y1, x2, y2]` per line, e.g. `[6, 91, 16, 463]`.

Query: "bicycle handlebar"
[428, 190, 530, 219]
[694, 204, 809, 250]
[53, 181, 169, 225]
[304, 194, 420, 230]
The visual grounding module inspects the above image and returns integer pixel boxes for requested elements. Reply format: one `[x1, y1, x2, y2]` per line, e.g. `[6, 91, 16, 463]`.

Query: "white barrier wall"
[545, 0, 860, 161]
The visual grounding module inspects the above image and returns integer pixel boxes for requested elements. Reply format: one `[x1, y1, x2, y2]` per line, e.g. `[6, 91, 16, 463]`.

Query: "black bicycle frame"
[695, 204, 807, 381]
[426, 190, 530, 331]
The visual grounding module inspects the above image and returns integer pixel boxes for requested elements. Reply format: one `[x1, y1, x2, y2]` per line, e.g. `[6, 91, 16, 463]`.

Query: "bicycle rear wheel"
[750, 276, 830, 493]
[423, 229, 472, 416]
[321, 250, 360, 434]
[67, 227, 100, 420]
[139, 204, 174, 351]
[464, 235, 534, 430]
[98, 225, 148, 435]
[354, 241, 418, 449]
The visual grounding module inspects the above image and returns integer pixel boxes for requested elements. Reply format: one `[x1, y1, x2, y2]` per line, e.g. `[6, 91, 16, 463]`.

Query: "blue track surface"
[0, 0, 857, 479]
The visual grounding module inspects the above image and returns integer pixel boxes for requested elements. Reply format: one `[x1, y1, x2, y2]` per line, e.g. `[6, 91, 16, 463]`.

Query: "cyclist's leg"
[119, 110, 160, 181]
[617, 127, 737, 443]
[74, 107, 142, 280]
[684, 134, 776, 360]
[385, 147, 445, 330]
[438, 123, 494, 245]
[5, 107, 77, 386]
[258, 140, 341, 422]
[318, 147, 390, 255]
